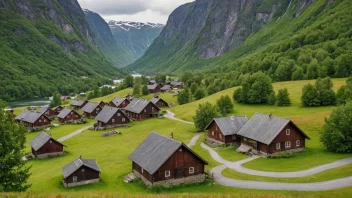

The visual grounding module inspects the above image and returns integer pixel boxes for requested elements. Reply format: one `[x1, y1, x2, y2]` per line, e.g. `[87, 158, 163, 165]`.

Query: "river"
[8, 98, 51, 108]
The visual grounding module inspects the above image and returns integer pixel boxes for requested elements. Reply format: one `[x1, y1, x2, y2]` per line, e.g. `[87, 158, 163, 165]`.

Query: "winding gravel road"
[164, 110, 194, 125]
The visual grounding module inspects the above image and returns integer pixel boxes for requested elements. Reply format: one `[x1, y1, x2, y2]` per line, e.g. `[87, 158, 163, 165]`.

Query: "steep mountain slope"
[128, 0, 349, 75]
[0, 0, 124, 101]
[84, 10, 134, 67]
[108, 21, 164, 60]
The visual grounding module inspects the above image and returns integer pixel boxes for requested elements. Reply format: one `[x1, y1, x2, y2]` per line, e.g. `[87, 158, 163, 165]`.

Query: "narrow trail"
[164, 110, 194, 125]
[57, 125, 93, 142]
[187, 133, 202, 148]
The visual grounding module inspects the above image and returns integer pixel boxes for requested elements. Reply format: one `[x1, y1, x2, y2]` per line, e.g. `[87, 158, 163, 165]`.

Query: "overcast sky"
[77, 0, 194, 24]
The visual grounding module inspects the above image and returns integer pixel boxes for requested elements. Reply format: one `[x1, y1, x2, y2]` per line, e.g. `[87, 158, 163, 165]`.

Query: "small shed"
[107, 97, 130, 108]
[81, 101, 105, 118]
[62, 156, 101, 187]
[95, 106, 130, 130]
[15, 111, 51, 131]
[150, 97, 169, 108]
[57, 108, 83, 124]
[124, 99, 160, 121]
[30, 132, 66, 158]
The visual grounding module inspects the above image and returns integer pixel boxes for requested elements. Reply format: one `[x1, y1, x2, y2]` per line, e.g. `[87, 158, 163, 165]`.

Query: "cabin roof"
[124, 98, 159, 114]
[238, 113, 310, 145]
[128, 132, 208, 174]
[161, 85, 172, 90]
[70, 100, 86, 107]
[37, 107, 50, 114]
[62, 157, 101, 178]
[15, 111, 45, 123]
[171, 81, 184, 86]
[147, 83, 160, 90]
[205, 116, 248, 136]
[150, 97, 168, 106]
[30, 132, 65, 151]
[95, 106, 127, 123]
[81, 102, 102, 113]
[57, 108, 76, 119]
[110, 97, 127, 107]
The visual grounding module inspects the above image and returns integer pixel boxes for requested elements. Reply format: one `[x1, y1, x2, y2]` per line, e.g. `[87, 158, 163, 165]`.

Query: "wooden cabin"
[30, 132, 66, 158]
[15, 111, 51, 131]
[147, 83, 162, 93]
[62, 156, 101, 187]
[129, 132, 208, 187]
[160, 85, 172, 92]
[94, 106, 130, 130]
[170, 81, 184, 89]
[38, 107, 55, 119]
[53, 106, 64, 115]
[81, 101, 105, 119]
[57, 108, 83, 124]
[205, 116, 248, 145]
[70, 100, 88, 110]
[107, 97, 130, 108]
[150, 97, 169, 108]
[124, 99, 160, 121]
[237, 113, 310, 156]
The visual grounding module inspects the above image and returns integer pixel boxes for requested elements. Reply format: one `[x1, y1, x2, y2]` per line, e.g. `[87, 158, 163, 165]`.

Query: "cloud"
[78, 0, 149, 15]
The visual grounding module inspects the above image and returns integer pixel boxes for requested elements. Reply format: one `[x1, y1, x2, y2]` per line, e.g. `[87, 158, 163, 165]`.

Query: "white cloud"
[78, 0, 194, 24]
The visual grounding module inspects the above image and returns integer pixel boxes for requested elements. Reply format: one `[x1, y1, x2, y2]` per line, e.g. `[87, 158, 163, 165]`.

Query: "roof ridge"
[151, 132, 182, 144]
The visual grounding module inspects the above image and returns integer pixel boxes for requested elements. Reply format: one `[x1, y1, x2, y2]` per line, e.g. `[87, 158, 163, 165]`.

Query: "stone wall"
[33, 151, 65, 159]
[133, 170, 152, 186]
[153, 174, 206, 187]
[63, 178, 100, 187]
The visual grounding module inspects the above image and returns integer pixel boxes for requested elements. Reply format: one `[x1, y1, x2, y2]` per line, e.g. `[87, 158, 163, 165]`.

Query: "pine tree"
[133, 83, 141, 96]
[142, 85, 149, 95]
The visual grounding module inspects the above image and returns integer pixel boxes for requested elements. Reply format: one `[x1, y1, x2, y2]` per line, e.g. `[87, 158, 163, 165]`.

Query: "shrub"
[216, 95, 234, 116]
[276, 88, 291, 106]
[193, 86, 207, 100]
[177, 88, 190, 105]
[141, 85, 149, 95]
[193, 102, 220, 132]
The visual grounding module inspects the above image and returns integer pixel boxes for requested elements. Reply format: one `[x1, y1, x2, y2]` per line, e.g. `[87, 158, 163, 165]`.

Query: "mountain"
[128, 0, 352, 77]
[0, 0, 125, 101]
[107, 21, 164, 60]
[84, 10, 134, 67]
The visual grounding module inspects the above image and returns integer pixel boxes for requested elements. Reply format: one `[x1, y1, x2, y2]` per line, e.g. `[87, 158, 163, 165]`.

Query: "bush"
[276, 88, 291, 106]
[177, 88, 190, 105]
[268, 91, 276, 105]
[193, 102, 220, 132]
[142, 85, 149, 95]
[193, 86, 207, 100]
[336, 77, 352, 105]
[269, 151, 295, 159]
[216, 95, 234, 116]
[301, 77, 336, 107]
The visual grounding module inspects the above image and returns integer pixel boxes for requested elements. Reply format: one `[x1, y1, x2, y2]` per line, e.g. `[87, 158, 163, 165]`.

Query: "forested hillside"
[0, 0, 124, 101]
[128, 0, 352, 80]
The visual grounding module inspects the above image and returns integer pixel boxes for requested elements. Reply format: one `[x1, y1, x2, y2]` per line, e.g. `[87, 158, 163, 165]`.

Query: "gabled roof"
[81, 102, 102, 113]
[124, 98, 160, 114]
[150, 97, 169, 106]
[95, 106, 127, 123]
[62, 157, 101, 178]
[129, 132, 208, 175]
[57, 108, 77, 119]
[15, 111, 46, 123]
[147, 83, 161, 90]
[161, 85, 172, 90]
[37, 107, 51, 114]
[110, 97, 128, 107]
[171, 81, 184, 86]
[30, 132, 65, 151]
[70, 100, 87, 107]
[238, 113, 310, 145]
[205, 116, 248, 136]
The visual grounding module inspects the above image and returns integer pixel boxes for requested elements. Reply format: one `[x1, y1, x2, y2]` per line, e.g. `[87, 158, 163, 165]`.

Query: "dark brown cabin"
[15, 111, 51, 131]
[129, 132, 208, 187]
[237, 113, 310, 156]
[30, 132, 66, 158]
[160, 85, 172, 92]
[147, 83, 162, 93]
[81, 101, 105, 119]
[57, 108, 83, 124]
[170, 81, 184, 89]
[124, 99, 160, 121]
[38, 107, 55, 119]
[53, 106, 64, 115]
[107, 97, 130, 108]
[70, 100, 88, 110]
[205, 116, 248, 145]
[94, 106, 130, 130]
[150, 97, 169, 108]
[62, 156, 101, 187]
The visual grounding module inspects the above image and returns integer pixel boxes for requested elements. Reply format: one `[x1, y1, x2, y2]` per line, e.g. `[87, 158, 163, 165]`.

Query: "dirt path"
[164, 110, 194, 125]
[57, 125, 93, 142]
[187, 133, 202, 148]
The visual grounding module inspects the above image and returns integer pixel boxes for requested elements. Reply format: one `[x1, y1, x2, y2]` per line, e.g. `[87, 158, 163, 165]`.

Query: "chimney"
[269, 114, 272, 119]
[170, 132, 174, 139]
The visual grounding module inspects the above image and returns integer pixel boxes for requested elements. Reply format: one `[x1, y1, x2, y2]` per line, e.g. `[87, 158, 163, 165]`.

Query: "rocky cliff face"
[84, 10, 133, 67]
[108, 21, 164, 60]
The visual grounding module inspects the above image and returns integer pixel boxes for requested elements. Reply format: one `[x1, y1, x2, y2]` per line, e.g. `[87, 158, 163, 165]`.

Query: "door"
[176, 168, 184, 178]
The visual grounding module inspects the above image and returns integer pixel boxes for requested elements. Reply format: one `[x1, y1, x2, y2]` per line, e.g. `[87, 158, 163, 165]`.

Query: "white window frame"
[117, 113, 121, 116]
[285, 141, 291, 148]
[71, 112, 74, 115]
[44, 119, 46, 123]
[112, 119, 115, 123]
[276, 143, 281, 150]
[296, 140, 300, 147]
[165, 170, 170, 178]
[179, 148, 182, 152]
[141, 168, 144, 174]
[219, 134, 222, 139]
[122, 118, 126, 122]
[211, 131, 214, 136]
[73, 176, 77, 182]
[189, 167, 195, 174]
[286, 129, 291, 135]
[144, 109, 147, 113]
[39, 120, 42, 123]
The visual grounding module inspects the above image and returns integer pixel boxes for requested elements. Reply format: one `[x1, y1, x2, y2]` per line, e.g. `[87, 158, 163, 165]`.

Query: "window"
[71, 112, 74, 115]
[285, 141, 291, 148]
[117, 113, 121, 116]
[144, 109, 147, 113]
[219, 134, 222, 139]
[49, 140, 52, 144]
[141, 168, 144, 173]
[189, 167, 195, 174]
[286, 129, 290, 135]
[152, 107, 154, 111]
[179, 148, 182, 152]
[276, 143, 281, 150]
[39, 120, 42, 123]
[122, 118, 126, 122]
[81, 168, 85, 172]
[296, 140, 300, 147]
[112, 119, 115, 123]
[165, 170, 170, 177]
[73, 176, 77, 182]
[211, 131, 214, 136]
[96, 108, 100, 111]
[44, 119, 46, 123]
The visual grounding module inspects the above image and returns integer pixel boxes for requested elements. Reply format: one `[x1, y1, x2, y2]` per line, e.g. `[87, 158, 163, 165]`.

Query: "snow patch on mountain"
[107, 20, 164, 31]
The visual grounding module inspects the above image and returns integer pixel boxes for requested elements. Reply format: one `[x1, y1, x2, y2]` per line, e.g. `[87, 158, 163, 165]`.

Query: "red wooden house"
[30, 132, 66, 158]
[62, 156, 101, 187]
[70, 100, 88, 110]
[94, 106, 130, 130]
[15, 111, 51, 131]
[129, 132, 208, 187]
[237, 113, 310, 156]
[205, 116, 248, 145]
[150, 96, 169, 108]
[57, 108, 83, 124]
[107, 97, 130, 108]
[38, 107, 55, 119]
[81, 101, 105, 118]
[124, 99, 160, 121]
[147, 83, 162, 93]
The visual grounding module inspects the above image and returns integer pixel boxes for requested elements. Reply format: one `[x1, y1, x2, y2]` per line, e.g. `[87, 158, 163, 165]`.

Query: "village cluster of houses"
[147, 80, 184, 93]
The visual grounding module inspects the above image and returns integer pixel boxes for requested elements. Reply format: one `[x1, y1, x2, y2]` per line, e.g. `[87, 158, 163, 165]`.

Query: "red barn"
[30, 132, 66, 158]
[124, 99, 160, 121]
[205, 116, 248, 145]
[62, 156, 101, 187]
[237, 113, 310, 156]
[81, 101, 105, 118]
[57, 108, 83, 124]
[107, 97, 130, 108]
[94, 106, 130, 130]
[38, 107, 55, 119]
[15, 111, 51, 131]
[129, 132, 208, 187]
[150, 96, 169, 108]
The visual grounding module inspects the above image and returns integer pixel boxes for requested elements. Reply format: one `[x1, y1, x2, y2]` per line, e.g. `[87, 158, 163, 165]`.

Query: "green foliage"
[133, 83, 141, 96]
[193, 86, 207, 100]
[301, 84, 320, 107]
[155, 73, 166, 83]
[301, 77, 336, 107]
[336, 77, 352, 105]
[193, 102, 220, 132]
[268, 91, 277, 105]
[321, 101, 352, 153]
[216, 95, 234, 116]
[276, 88, 291, 106]
[50, 92, 61, 108]
[190, 83, 198, 94]
[141, 85, 149, 95]
[177, 88, 190, 105]
[0, 100, 31, 192]
[124, 75, 134, 88]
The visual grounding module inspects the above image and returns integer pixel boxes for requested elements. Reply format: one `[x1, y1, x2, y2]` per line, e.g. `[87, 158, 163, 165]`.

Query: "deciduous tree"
[193, 102, 220, 132]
